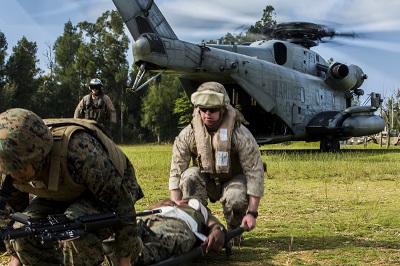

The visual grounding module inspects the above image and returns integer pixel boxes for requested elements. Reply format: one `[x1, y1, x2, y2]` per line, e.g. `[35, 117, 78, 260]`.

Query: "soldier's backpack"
[43, 118, 127, 192]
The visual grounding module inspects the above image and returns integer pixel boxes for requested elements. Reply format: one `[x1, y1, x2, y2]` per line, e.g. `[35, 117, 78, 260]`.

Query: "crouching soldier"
[0, 108, 143, 266]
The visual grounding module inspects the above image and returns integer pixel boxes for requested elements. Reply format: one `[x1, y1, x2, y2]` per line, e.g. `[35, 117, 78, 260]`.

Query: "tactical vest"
[180, 205, 207, 235]
[189, 128, 243, 183]
[157, 205, 208, 236]
[12, 118, 127, 201]
[83, 94, 107, 123]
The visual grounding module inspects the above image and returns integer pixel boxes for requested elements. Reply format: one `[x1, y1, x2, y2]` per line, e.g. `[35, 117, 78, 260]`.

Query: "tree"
[5, 37, 40, 110]
[77, 10, 130, 141]
[141, 76, 181, 143]
[122, 65, 151, 143]
[217, 5, 277, 44]
[0, 31, 7, 88]
[382, 90, 400, 132]
[0, 83, 16, 113]
[52, 21, 83, 117]
[0, 31, 8, 110]
[174, 90, 193, 129]
[249, 5, 277, 37]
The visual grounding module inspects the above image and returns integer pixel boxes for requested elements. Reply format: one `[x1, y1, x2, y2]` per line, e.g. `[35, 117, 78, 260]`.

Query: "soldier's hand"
[202, 225, 225, 253]
[241, 214, 257, 231]
[9, 255, 22, 266]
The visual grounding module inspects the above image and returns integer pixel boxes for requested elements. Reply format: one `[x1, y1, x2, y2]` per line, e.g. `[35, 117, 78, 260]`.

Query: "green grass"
[1, 142, 398, 265]
[121, 142, 400, 265]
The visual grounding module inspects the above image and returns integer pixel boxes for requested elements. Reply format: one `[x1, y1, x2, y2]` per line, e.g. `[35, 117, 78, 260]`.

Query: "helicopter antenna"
[362, 94, 372, 106]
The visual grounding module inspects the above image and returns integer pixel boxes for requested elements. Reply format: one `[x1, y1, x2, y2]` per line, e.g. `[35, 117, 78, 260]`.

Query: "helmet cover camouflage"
[0, 108, 53, 174]
[191, 82, 230, 107]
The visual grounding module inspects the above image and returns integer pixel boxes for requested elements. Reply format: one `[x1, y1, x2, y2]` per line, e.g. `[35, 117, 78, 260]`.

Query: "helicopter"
[112, 0, 385, 152]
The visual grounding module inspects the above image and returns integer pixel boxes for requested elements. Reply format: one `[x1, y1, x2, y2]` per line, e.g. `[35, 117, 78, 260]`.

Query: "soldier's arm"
[201, 212, 226, 253]
[103, 95, 117, 123]
[67, 131, 138, 259]
[241, 195, 261, 230]
[74, 97, 86, 118]
[234, 125, 264, 199]
[169, 126, 193, 200]
[234, 126, 264, 230]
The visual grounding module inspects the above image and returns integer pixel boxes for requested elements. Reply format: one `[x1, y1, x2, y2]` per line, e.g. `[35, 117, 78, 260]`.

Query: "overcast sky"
[1, 0, 400, 102]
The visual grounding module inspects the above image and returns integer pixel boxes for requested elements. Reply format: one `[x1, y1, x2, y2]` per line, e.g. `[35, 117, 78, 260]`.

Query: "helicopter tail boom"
[112, 0, 178, 41]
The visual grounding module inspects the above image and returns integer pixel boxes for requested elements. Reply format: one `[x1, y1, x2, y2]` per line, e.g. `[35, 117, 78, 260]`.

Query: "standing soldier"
[0, 108, 143, 265]
[169, 81, 265, 245]
[74, 78, 117, 131]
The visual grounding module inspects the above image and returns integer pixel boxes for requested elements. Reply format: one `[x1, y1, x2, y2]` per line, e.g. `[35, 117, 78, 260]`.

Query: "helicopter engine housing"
[324, 63, 367, 92]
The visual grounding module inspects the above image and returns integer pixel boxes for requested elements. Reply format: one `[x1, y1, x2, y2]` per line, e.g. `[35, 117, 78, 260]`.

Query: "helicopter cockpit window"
[273, 42, 287, 65]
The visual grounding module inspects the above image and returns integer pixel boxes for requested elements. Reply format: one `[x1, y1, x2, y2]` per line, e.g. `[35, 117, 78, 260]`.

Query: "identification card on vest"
[220, 128, 228, 141]
[217, 151, 229, 166]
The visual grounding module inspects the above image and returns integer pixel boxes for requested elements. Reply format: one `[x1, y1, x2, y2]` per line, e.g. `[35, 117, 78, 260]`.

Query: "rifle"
[0, 209, 161, 244]
[152, 225, 249, 266]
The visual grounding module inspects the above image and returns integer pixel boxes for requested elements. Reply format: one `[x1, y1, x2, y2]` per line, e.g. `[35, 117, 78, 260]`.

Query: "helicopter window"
[273, 42, 287, 65]
[301, 87, 305, 103]
[135, 16, 155, 34]
[316, 90, 320, 105]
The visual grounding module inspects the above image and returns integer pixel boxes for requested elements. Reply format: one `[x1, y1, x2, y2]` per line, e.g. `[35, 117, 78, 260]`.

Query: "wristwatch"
[211, 224, 227, 235]
[247, 210, 259, 219]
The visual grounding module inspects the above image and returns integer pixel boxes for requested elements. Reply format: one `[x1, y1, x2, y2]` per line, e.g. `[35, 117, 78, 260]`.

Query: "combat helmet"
[0, 108, 53, 175]
[191, 81, 230, 108]
[89, 78, 103, 89]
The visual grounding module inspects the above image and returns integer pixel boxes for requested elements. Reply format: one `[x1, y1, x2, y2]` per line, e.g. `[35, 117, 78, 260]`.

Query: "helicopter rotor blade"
[318, 28, 400, 55]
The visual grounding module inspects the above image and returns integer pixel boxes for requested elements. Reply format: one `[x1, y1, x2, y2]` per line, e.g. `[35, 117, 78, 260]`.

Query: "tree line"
[0, 10, 187, 144]
[1, 6, 394, 144]
[0, 6, 276, 144]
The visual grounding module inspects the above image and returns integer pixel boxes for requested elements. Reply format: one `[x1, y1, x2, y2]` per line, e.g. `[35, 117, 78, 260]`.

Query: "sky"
[1, 0, 400, 103]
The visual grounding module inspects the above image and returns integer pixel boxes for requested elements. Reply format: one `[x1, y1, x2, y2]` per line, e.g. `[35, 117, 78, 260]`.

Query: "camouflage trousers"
[133, 215, 197, 265]
[7, 197, 116, 266]
[180, 167, 248, 229]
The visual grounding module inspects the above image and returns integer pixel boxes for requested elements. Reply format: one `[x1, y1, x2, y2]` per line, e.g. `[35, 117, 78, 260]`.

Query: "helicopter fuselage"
[113, 0, 385, 151]
[132, 33, 384, 143]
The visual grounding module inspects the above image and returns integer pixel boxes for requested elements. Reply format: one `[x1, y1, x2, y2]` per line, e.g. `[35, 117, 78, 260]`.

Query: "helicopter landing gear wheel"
[320, 139, 340, 153]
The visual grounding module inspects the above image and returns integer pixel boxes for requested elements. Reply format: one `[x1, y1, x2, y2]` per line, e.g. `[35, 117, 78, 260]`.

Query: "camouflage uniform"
[135, 216, 196, 265]
[169, 82, 264, 230]
[234, 104, 250, 125]
[0, 108, 143, 266]
[134, 199, 220, 265]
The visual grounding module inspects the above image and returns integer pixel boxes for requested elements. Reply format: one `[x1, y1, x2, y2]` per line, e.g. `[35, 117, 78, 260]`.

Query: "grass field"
[1, 142, 399, 265]
[121, 142, 400, 265]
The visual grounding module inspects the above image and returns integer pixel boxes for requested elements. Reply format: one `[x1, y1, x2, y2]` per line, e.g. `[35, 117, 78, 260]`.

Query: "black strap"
[0, 175, 14, 211]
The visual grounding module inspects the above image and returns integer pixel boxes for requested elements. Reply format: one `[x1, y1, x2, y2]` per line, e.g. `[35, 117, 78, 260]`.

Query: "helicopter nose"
[132, 34, 168, 67]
